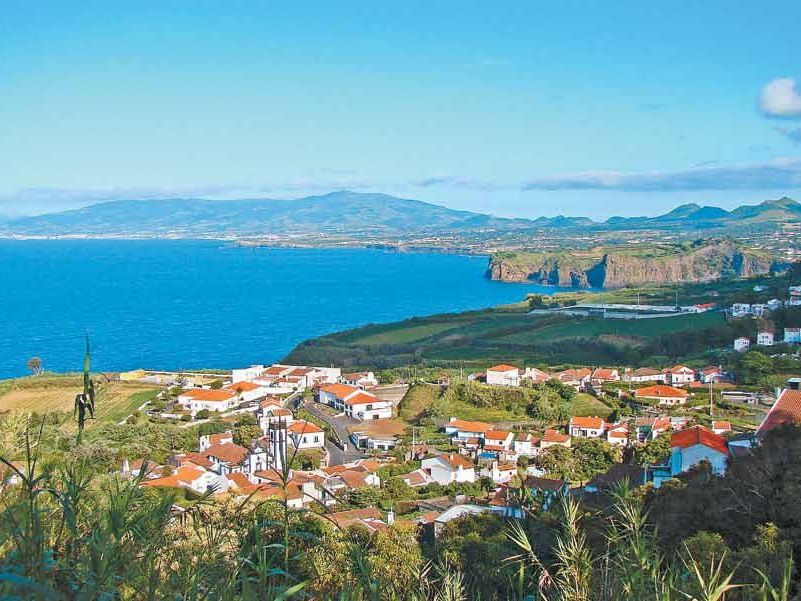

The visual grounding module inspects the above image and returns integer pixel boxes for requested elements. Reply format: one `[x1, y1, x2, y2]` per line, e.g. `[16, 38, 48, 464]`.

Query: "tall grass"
[0, 421, 795, 600]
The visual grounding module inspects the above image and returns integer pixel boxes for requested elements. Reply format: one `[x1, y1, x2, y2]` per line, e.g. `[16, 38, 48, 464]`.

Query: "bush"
[180, 414, 192, 422]
[195, 409, 211, 420]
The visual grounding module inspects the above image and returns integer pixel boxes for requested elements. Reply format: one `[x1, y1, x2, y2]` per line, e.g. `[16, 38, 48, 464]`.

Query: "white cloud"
[521, 158, 801, 192]
[760, 78, 801, 118]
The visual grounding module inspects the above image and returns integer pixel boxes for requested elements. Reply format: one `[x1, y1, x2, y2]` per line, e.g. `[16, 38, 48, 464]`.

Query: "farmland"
[0, 374, 160, 424]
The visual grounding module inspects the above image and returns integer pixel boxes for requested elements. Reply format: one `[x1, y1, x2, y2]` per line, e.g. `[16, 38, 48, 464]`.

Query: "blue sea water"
[0, 240, 557, 378]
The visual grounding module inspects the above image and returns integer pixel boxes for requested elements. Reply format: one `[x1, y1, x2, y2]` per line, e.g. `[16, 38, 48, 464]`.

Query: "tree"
[383, 477, 415, 502]
[572, 438, 622, 481]
[736, 351, 774, 385]
[633, 433, 672, 466]
[535, 445, 577, 480]
[26, 357, 43, 376]
[195, 409, 211, 420]
[787, 260, 801, 285]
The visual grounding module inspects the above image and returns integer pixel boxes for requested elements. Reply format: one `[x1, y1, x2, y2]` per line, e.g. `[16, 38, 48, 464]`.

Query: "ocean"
[0, 240, 557, 378]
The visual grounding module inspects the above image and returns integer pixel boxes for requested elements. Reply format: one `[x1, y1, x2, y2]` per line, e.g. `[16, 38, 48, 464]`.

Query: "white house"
[734, 337, 751, 352]
[319, 384, 392, 419]
[258, 404, 295, 436]
[231, 365, 266, 383]
[751, 304, 768, 318]
[486, 364, 521, 387]
[287, 420, 325, 450]
[634, 385, 689, 406]
[513, 432, 539, 457]
[653, 426, 729, 488]
[480, 461, 517, 484]
[522, 367, 550, 384]
[731, 303, 752, 317]
[224, 381, 268, 403]
[444, 417, 492, 440]
[767, 299, 783, 311]
[340, 371, 378, 388]
[666, 365, 695, 387]
[785, 328, 801, 344]
[628, 367, 667, 383]
[606, 423, 629, 446]
[568, 416, 608, 438]
[590, 368, 620, 386]
[176, 389, 238, 415]
[757, 331, 775, 346]
[482, 430, 515, 453]
[345, 391, 392, 420]
[199, 431, 234, 452]
[421, 454, 476, 485]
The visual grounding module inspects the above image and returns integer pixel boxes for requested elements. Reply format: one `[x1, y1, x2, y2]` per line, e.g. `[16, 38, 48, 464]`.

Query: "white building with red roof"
[319, 384, 392, 420]
[486, 364, 521, 387]
[590, 368, 620, 385]
[666, 365, 695, 386]
[421, 453, 476, 485]
[653, 426, 729, 488]
[568, 416, 608, 438]
[287, 420, 325, 450]
[522, 367, 550, 384]
[444, 417, 493, 440]
[634, 385, 689, 406]
[606, 423, 630, 446]
[176, 388, 238, 415]
[483, 430, 515, 452]
[340, 371, 378, 388]
[711, 421, 732, 435]
[224, 380, 269, 403]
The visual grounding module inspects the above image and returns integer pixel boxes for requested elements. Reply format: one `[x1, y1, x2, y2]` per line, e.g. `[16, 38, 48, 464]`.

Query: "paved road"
[303, 400, 366, 465]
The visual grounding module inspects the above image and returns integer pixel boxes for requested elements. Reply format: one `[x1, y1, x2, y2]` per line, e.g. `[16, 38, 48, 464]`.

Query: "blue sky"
[1, 1, 800, 219]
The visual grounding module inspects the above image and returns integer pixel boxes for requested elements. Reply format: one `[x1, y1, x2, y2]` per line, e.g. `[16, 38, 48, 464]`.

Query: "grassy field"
[571, 393, 615, 419]
[397, 384, 614, 425]
[0, 374, 160, 423]
[496, 312, 724, 345]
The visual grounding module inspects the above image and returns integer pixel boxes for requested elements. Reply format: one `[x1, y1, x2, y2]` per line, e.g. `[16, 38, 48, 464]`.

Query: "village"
[92, 340, 800, 535]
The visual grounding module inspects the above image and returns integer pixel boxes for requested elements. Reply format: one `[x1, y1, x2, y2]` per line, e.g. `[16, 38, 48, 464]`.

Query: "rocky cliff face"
[488, 241, 773, 289]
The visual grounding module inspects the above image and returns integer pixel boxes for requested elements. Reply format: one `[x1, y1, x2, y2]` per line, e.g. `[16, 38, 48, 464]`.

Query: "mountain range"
[1, 191, 799, 238]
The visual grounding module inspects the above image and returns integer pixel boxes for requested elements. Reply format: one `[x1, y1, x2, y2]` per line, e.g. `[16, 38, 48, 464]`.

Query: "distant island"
[2, 191, 799, 242]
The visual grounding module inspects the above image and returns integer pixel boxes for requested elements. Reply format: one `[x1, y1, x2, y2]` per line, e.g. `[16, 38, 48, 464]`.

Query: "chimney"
[387, 508, 395, 525]
[449, 416, 456, 423]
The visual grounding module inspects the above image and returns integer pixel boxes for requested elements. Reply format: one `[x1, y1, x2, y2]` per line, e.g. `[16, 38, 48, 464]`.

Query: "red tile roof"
[542, 429, 570, 443]
[321, 383, 359, 398]
[570, 416, 606, 429]
[226, 381, 263, 392]
[757, 389, 801, 437]
[484, 430, 512, 440]
[182, 389, 236, 402]
[447, 419, 492, 432]
[204, 443, 249, 465]
[440, 453, 474, 470]
[343, 391, 380, 406]
[288, 420, 324, 435]
[591, 368, 618, 380]
[671, 426, 728, 455]
[635, 385, 688, 399]
[488, 364, 519, 373]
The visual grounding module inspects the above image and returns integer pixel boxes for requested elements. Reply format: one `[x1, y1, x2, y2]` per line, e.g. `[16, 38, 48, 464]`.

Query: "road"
[302, 399, 366, 465]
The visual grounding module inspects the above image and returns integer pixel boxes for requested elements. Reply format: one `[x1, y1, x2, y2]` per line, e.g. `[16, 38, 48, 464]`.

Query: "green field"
[496, 312, 724, 345]
[285, 273, 794, 371]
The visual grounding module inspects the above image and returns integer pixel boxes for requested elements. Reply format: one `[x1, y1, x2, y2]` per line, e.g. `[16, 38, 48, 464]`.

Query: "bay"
[0, 240, 558, 378]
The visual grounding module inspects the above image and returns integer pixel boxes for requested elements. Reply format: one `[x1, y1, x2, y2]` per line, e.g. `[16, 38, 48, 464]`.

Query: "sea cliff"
[487, 241, 773, 289]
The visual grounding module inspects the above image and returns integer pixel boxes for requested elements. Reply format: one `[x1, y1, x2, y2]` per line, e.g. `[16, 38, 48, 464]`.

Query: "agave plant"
[74, 337, 96, 438]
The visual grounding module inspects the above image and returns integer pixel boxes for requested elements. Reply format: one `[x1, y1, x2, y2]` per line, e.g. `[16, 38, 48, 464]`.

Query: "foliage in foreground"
[0, 418, 799, 600]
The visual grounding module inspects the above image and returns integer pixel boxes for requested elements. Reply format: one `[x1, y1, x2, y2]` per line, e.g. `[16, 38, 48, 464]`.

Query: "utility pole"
[709, 378, 714, 417]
